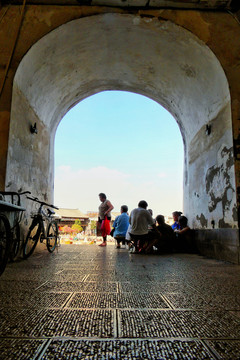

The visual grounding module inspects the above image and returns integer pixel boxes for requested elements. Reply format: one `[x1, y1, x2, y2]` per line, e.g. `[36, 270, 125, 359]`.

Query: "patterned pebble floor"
[1, 243, 240, 359]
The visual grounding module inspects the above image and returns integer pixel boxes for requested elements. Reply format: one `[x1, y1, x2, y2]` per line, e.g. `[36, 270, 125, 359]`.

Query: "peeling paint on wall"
[196, 213, 208, 228]
[232, 204, 238, 222]
[205, 145, 235, 227]
[218, 218, 232, 228]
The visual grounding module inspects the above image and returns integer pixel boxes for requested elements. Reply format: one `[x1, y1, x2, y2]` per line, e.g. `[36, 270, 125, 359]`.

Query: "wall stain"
[234, 133, 240, 229]
[233, 132, 240, 160]
[232, 204, 238, 222]
[206, 146, 235, 228]
[196, 213, 208, 228]
[180, 64, 196, 78]
[189, 104, 229, 165]
[218, 218, 231, 228]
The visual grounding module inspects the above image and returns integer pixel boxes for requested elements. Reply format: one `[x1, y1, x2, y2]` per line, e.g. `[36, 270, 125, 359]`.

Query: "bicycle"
[23, 196, 59, 259]
[0, 213, 11, 275]
[0, 190, 30, 274]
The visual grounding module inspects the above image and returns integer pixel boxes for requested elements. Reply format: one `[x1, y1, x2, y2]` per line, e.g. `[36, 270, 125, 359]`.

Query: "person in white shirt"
[129, 200, 160, 253]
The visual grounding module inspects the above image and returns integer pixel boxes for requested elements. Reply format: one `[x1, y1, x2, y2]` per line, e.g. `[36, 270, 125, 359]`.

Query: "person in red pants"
[97, 193, 114, 246]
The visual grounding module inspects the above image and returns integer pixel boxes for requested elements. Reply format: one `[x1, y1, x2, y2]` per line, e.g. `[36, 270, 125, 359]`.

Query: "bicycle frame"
[30, 205, 55, 239]
[23, 195, 59, 258]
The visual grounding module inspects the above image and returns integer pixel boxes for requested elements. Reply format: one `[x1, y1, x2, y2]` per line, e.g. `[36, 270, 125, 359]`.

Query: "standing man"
[129, 200, 160, 253]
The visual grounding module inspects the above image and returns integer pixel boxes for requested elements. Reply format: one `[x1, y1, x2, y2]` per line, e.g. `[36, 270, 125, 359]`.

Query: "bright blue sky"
[54, 90, 183, 217]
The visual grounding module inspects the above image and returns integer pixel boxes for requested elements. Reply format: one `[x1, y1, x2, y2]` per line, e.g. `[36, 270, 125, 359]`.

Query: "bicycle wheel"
[9, 223, 20, 262]
[0, 214, 11, 275]
[23, 219, 40, 259]
[47, 220, 58, 253]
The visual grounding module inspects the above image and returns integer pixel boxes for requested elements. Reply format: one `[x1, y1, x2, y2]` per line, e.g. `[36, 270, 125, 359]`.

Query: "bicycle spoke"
[23, 196, 59, 258]
[23, 223, 40, 258]
[9, 223, 20, 262]
[47, 221, 58, 253]
[0, 214, 11, 275]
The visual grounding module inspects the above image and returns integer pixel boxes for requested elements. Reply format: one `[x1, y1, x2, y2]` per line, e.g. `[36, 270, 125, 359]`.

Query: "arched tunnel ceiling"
[1, 0, 239, 11]
[14, 13, 230, 141]
[8, 12, 237, 232]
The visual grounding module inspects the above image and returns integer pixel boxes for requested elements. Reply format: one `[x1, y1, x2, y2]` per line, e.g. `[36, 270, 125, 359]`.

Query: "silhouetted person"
[175, 215, 196, 253]
[144, 215, 174, 254]
[129, 200, 159, 253]
[171, 211, 182, 231]
[98, 193, 114, 246]
[111, 205, 129, 249]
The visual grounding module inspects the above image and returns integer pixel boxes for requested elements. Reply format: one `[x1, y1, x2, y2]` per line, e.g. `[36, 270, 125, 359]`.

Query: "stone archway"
[6, 13, 238, 259]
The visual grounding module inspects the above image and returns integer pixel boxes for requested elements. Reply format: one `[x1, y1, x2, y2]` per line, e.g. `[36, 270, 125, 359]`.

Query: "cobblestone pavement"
[1, 243, 240, 359]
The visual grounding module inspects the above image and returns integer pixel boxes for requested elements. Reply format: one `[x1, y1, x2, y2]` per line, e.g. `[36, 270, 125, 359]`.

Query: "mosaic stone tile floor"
[0, 244, 240, 359]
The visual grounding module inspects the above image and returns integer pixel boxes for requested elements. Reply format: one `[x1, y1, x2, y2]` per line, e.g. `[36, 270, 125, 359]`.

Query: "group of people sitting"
[110, 201, 195, 254]
[97, 193, 196, 254]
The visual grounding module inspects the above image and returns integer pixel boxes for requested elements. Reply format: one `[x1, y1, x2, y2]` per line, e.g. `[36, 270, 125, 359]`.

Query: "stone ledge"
[195, 228, 240, 264]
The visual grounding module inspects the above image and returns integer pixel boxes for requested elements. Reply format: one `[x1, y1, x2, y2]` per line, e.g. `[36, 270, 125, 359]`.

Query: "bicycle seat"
[47, 208, 55, 215]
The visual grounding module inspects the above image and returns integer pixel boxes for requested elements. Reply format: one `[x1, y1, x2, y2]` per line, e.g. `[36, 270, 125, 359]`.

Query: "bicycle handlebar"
[0, 191, 31, 196]
[26, 196, 59, 210]
[0, 191, 31, 195]
[0, 191, 31, 206]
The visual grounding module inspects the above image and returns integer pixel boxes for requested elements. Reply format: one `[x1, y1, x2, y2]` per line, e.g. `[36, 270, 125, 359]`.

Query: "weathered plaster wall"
[188, 104, 237, 229]
[8, 13, 236, 232]
[1, 6, 240, 261]
[7, 85, 51, 201]
[1, 8, 240, 187]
